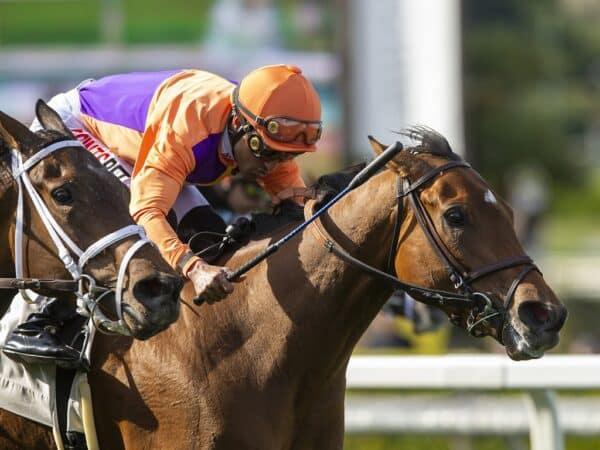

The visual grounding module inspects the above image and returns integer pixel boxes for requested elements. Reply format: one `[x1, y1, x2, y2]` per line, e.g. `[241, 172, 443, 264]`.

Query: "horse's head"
[369, 127, 566, 360]
[0, 101, 183, 339]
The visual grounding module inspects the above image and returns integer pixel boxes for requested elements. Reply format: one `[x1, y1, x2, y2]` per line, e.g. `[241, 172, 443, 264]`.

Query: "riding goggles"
[233, 87, 323, 146]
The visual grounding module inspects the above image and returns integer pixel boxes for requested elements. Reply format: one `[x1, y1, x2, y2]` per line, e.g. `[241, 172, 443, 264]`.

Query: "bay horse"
[1, 127, 566, 449]
[0, 101, 182, 337]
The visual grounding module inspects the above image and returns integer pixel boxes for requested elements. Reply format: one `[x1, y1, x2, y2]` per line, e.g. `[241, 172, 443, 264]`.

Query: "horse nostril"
[134, 274, 182, 303]
[518, 301, 567, 332]
[547, 306, 567, 333]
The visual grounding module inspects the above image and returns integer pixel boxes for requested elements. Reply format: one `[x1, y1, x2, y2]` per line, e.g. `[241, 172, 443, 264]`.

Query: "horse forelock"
[396, 126, 461, 161]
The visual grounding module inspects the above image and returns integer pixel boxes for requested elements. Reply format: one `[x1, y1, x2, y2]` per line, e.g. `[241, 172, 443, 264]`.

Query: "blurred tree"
[279, 0, 336, 51]
[462, 0, 600, 195]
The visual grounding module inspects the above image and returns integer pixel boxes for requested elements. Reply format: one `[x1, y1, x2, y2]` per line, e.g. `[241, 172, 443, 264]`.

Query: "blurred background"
[1, 0, 599, 448]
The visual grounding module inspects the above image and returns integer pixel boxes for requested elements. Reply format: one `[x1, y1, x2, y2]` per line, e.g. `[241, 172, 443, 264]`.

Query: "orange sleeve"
[129, 72, 233, 274]
[130, 165, 200, 274]
[130, 105, 207, 273]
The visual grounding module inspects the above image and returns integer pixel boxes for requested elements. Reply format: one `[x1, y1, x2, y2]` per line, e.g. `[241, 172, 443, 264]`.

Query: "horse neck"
[123, 170, 400, 391]
[293, 169, 399, 367]
[326, 169, 398, 259]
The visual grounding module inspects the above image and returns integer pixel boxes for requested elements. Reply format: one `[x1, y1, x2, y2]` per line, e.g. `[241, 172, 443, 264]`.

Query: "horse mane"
[249, 163, 367, 237]
[396, 126, 462, 161]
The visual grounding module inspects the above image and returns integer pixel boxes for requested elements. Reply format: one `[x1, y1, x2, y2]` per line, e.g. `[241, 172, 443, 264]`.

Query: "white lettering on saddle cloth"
[0, 295, 89, 435]
[71, 128, 132, 187]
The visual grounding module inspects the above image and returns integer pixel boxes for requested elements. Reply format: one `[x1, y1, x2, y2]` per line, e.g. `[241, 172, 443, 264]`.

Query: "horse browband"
[305, 158, 539, 336]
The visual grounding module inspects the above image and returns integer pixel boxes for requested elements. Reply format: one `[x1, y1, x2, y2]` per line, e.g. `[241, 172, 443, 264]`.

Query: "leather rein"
[305, 159, 539, 337]
[0, 139, 153, 336]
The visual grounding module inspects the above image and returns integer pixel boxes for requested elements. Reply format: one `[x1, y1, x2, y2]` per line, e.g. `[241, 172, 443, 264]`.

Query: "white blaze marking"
[484, 190, 497, 204]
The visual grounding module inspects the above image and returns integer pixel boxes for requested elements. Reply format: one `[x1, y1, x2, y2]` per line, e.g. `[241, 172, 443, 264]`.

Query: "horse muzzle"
[501, 305, 565, 361]
[123, 273, 183, 339]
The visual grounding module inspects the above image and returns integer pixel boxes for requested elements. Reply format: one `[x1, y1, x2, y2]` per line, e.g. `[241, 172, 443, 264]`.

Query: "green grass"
[344, 435, 600, 450]
[551, 170, 600, 220]
[541, 215, 600, 254]
[539, 170, 600, 254]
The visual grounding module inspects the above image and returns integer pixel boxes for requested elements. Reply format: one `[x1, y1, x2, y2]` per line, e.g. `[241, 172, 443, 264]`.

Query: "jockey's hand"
[187, 261, 234, 305]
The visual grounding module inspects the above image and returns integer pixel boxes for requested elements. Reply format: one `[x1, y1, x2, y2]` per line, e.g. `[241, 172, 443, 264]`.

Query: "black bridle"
[308, 159, 539, 338]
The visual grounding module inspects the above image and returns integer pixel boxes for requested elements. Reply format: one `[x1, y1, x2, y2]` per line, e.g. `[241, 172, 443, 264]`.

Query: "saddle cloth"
[0, 293, 98, 449]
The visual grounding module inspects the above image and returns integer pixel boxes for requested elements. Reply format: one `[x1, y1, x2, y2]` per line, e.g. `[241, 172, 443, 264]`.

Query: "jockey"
[3, 64, 322, 367]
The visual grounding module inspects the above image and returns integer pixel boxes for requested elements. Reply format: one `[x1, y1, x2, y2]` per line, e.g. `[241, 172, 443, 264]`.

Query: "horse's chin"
[502, 323, 545, 361]
[122, 303, 178, 340]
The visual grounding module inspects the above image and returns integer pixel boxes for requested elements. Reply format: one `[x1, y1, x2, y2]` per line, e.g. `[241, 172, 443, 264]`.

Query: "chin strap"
[228, 111, 251, 151]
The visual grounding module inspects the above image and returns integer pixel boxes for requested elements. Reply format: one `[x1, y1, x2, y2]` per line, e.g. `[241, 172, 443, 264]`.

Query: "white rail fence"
[345, 355, 600, 450]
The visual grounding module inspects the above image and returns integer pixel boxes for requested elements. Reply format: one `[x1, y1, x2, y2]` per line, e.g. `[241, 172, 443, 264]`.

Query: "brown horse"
[0, 101, 183, 336]
[1, 128, 566, 449]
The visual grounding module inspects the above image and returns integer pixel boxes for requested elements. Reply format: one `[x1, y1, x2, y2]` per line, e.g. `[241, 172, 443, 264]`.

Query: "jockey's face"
[233, 136, 304, 180]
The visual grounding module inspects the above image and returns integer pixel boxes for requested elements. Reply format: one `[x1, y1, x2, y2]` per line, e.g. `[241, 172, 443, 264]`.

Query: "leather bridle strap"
[386, 177, 405, 273]
[406, 179, 470, 289]
[387, 161, 472, 284]
[504, 264, 538, 310]
[403, 161, 472, 194]
[0, 278, 78, 292]
[326, 241, 474, 308]
[402, 161, 538, 294]
[465, 256, 537, 284]
[305, 199, 474, 308]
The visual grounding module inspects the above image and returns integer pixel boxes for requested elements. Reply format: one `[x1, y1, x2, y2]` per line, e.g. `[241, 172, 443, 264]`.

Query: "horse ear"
[0, 110, 38, 153]
[368, 135, 403, 173]
[367, 135, 387, 155]
[0, 121, 17, 152]
[35, 99, 74, 138]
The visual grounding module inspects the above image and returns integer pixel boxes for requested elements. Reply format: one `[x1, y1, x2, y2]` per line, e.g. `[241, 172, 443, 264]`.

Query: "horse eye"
[51, 185, 73, 205]
[444, 206, 465, 227]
